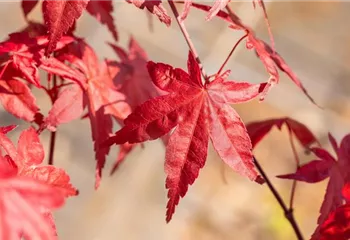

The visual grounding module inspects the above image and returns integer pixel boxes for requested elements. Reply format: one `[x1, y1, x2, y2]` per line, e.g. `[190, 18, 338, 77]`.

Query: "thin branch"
[47, 74, 58, 165]
[288, 131, 300, 210]
[289, 132, 301, 166]
[253, 157, 304, 240]
[217, 32, 248, 76]
[48, 131, 56, 165]
[168, 0, 209, 83]
[147, 11, 154, 33]
[289, 180, 297, 211]
[253, 0, 275, 52]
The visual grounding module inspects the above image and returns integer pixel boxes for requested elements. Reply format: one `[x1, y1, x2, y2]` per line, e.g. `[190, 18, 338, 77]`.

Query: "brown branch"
[48, 131, 56, 165]
[288, 131, 300, 210]
[253, 157, 304, 240]
[47, 74, 58, 165]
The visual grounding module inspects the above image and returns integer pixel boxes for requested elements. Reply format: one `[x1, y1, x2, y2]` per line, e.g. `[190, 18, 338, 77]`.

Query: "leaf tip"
[255, 175, 265, 184]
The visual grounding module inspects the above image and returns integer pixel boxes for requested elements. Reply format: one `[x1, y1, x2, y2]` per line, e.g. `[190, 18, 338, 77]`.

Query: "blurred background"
[1, 1, 350, 239]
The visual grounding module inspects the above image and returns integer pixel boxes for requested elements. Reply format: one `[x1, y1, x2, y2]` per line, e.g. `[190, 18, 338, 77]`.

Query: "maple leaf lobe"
[43, 0, 89, 55]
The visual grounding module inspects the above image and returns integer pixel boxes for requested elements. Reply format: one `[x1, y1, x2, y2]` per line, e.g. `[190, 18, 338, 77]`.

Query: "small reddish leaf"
[108, 38, 166, 174]
[109, 38, 164, 110]
[276, 134, 350, 240]
[0, 126, 78, 238]
[21, 166, 78, 197]
[319, 202, 350, 240]
[43, 0, 89, 55]
[247, 117, 319, 149]
[0, 125, 17, 134]
[0, 176, 66, 240]
[17, 127, 45, 166]
[311, 165, 344, 240]
[247, 36, 317, 105]
[0, 33, 75, 87]
[54, 39, 130, 188]
[0, 78, 39, 122]
[190, 3, 315, 104]
[0, 126, 78, 197]
[44, 84, 84, 131]
[277, 159, 334, 183]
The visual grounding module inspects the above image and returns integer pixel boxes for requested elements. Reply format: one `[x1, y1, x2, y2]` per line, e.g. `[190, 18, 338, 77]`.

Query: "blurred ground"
[1, 1, 350, 240]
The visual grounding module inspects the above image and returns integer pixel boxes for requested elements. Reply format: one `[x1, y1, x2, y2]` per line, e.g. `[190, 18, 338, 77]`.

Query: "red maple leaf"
[0, 164, 65, 239]
[127, 0, 171, 26]
[22, 0, 118, 42]
[246, 117, 319, 149]
[43, 39, 130, 188]
[0, 126, 77, 238]
[0, 71, 39, 122]
[42, 0, 89, 55]
[276, 148, 335, 183]
[319, 203, 350, 240]
[318, 183, 350, 240]
[0, 32, 74, 87]
[0, 33, 46, 87]
[0, 125, 17, 134]
[108, 38, 167, 174]
[188, 3, 316, 105]
[179, 0, 274, 53]
[44, 84, 84, 131]
[0, 127, 78, 197]
[274, 133, 350, 240]
[109, 37, 165, 110]
[105, 51, 266, 222]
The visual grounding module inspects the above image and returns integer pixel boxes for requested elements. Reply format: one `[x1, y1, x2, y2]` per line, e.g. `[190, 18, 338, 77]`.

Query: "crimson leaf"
[42, 0, 89, 55]
[247, 117, 319, 149]
[105, 51, 266, 222]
